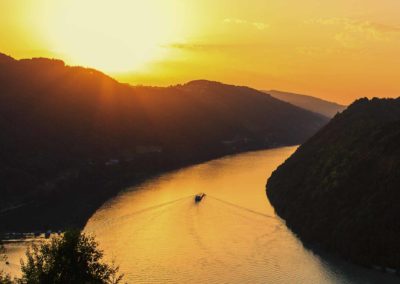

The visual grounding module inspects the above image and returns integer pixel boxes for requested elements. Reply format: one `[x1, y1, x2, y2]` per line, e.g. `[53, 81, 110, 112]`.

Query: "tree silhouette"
[19, 230, 123, 284]
[0, 239, 12, 284]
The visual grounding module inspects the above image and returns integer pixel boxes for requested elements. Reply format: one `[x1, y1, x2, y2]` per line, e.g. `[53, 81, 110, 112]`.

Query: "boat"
[195, 193, 206, 202]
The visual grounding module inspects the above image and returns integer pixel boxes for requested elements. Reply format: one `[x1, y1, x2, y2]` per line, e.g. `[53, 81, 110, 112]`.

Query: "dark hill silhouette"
[0, 53, 327, 232]
[265, 90, 346, 118]
[267, 97, 400, 270]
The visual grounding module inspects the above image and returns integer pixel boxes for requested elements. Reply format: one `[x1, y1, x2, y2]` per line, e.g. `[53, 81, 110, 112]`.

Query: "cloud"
[306, 17, 400, 47]
[166, 43, 231, 52]
[223, 18, 269, 30]
[223, 18, 247, 25]
[295, 45, 351, 58]
[252, 22, 268, 30]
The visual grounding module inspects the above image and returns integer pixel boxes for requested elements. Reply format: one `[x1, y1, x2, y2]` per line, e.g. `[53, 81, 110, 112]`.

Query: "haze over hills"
[266, 90, 346, 118]
[267, 97, 400, 269]
[0, 53, 328, 232]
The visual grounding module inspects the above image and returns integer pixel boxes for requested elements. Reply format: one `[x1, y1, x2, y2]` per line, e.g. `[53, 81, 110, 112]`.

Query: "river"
[2, 147, 398, 283]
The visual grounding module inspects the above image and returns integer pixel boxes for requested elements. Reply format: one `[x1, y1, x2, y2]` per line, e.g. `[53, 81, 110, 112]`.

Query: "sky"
[1, 0, 400, 104]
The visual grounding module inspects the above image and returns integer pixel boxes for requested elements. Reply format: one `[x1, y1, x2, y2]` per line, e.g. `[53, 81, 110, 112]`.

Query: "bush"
[0, 240, 12, 284]
[0, 272, 12, 284]
[18, 230, 123, 284]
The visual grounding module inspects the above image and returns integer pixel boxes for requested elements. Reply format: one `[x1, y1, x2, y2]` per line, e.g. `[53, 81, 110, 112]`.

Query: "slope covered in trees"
[267, 97, 400, 270]
[0, 53, 327, 232]
[267, 90, 346, 118]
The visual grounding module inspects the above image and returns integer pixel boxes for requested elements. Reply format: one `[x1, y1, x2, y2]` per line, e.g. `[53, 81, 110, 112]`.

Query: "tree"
[0, 271, 12, 284]
[0, 240, 12, 284]
[0, 273, 12, 284]
[18, 230, 123, 284]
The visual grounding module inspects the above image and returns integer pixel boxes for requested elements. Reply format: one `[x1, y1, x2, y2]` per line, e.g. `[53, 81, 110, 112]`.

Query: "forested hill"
[0, 53, 327, 232]
[266, 90, 346, 118]
[267, 97, 400, 270]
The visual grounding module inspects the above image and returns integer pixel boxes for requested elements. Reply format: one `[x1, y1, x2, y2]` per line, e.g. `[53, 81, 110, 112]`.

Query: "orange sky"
[1, 0, 400, 104]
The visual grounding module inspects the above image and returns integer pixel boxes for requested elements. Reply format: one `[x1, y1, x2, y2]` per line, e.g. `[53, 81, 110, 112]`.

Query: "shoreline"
[269, 201, 400, 278]
[0, 143, 289, 236]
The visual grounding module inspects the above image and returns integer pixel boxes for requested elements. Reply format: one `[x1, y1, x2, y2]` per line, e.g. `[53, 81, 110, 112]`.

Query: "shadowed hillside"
[0, 53, 328, 232]
[266, 90, 346, 118]
[267, 97, 400, 270]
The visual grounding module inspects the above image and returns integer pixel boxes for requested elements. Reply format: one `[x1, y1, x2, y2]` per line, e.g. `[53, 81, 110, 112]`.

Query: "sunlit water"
[2, 147, 398, 283]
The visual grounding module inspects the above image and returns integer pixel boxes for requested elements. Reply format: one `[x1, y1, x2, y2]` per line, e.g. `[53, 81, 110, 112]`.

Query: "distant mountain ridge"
[0, 54, 328, 232]
[265, 90, 346, 118]
[267, 97, 400, 270]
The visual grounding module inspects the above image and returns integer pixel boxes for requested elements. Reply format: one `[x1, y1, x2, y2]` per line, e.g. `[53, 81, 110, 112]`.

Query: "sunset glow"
[1, 0, 400, 104]
[36, 0, 194, 72]
[2, 1, 400, 282]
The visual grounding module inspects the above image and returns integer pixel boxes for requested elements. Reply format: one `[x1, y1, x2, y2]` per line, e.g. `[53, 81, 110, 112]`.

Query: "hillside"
[267, 97, 400, 270]
[266, 90, 346, 118]
[0, 53, 328, 232]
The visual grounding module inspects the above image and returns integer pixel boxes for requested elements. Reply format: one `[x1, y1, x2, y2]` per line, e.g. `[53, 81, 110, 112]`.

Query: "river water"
[84, 147, 397, 283]
[2, 147, 398, 283]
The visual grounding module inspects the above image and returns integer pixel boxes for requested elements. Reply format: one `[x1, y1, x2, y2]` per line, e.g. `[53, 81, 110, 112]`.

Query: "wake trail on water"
[206, 195, 277, 220]
[87, 195, 193, 231]
[88, 194, 277, 233]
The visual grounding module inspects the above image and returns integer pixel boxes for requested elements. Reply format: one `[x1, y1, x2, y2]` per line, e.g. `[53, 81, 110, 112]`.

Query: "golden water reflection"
[85, 147, 398, 284]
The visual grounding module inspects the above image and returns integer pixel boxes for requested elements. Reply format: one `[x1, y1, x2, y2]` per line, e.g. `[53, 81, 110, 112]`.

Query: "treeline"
[0, 53, 327, 232]
[267, 97, 400, 269]
[0, 230, 123, 284]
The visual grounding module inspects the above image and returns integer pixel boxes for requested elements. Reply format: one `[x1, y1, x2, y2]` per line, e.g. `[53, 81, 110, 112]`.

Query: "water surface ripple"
[84, 147, 398, 283]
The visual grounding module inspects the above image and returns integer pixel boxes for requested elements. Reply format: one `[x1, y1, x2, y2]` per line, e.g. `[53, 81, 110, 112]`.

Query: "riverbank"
[82, 147, 399, 283]
[0, 143, 283, 234]
[3, 147, 399, 283]
[266, 98, 400, 272]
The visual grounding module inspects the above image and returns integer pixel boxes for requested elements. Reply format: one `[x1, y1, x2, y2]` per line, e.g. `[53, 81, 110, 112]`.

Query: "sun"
[39, 0, 189, 73]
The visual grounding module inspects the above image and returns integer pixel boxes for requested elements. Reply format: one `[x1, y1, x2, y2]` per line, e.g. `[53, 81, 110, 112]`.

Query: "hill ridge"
[265, 89, 346, 118]
[0, 52, 328, 232]
[267, 97, 400, 269]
